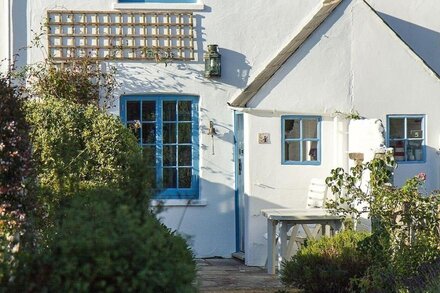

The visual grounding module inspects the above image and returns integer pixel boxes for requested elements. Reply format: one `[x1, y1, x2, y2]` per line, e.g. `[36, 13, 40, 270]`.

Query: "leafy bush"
[326, 154, 440, 291]
[0, 75, 32, 210]
[25, 98, 140, 193]
[280, 230, 371, 293]
[10, 188, 197, 292]
[0, 75, 36, 283]
[23, 60, 117, 107]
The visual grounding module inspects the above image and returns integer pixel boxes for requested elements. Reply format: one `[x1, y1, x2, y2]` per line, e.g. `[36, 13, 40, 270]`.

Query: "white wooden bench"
[261, 179, 343, 274]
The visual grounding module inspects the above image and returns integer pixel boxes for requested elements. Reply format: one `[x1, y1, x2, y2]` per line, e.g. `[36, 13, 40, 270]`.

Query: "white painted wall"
[4, 0, 440, 264]
[243, 0, 440, 265]
[367, 0, 440, 75]
[8, 0, 327, 258]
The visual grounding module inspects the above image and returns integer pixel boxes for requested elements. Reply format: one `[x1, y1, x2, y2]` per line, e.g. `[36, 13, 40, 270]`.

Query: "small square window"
[282, 116, 321, 165]
[387, 115, 425, 163]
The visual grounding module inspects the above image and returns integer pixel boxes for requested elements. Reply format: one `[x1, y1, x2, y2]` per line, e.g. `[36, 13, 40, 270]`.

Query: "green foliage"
[10, 188, 197, 293]
[334, 110, 362, 120]
[0, 74, 37, 284]
[281, 230, 371, 293]
[25, 98, 141, 194]
[20, 59, 117, 108]
[0, 75, 32, 210]
[325, 153, 440, 291]
[1, 36, 197, 292]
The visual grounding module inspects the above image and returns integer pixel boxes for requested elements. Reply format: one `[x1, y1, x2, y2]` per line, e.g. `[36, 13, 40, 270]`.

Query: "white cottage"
[2, 0, 440, 267]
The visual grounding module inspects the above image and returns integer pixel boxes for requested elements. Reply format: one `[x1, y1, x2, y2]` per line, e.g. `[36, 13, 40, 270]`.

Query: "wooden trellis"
[47, 10, 195, 62]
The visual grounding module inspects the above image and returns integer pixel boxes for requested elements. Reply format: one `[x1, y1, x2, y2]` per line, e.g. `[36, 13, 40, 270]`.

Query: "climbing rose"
[416, 172, 426, 181]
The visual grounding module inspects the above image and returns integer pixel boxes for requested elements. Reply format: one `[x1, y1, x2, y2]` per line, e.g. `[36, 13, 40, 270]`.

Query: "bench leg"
[267, 220, 277, 274]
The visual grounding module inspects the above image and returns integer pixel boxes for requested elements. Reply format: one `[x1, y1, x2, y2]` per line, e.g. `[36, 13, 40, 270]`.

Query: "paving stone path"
[196, 258, 299, 292]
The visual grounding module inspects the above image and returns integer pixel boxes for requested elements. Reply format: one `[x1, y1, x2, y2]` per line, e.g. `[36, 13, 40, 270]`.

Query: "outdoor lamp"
[204, 44, 221, 78]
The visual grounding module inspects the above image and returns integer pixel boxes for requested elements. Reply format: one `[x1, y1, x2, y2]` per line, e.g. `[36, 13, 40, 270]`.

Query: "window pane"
[178, 168, 192, 188]
[163, 145, 176, 166]
[178, 145, 192, 166]
[142, 101, 156, 121]
[302, 141, 318, 161]
[303, 119, 318, 139]
[163, 168, 177, 188]
[127, 101, 140, 121]
[407, 118, 423, 138]
[407, 140, 423, 161]
[178, 123, 192, 143]
[285, 141, 300, 161]
[390, 140, 405, 161]
[127, 122, 140, 142]
[142, 123, 155, 144]
[163, 101, 176, 121]
[142, 146, 156, 166]
[285, 119, 300, 139]
[163, 123, 176, 143]
[389, 118, 405, 139]
[178, 101, 192, 121]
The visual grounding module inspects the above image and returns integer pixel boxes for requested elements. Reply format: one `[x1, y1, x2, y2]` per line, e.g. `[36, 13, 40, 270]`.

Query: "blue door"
[234, 112, 245, 253]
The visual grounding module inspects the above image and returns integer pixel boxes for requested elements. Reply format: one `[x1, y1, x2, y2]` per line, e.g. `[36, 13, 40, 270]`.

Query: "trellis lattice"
[47, 10, 195, 62]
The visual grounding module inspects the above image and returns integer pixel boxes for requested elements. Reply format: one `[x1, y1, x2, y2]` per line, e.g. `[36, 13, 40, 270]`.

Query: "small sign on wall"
[258, 133, 270, 144]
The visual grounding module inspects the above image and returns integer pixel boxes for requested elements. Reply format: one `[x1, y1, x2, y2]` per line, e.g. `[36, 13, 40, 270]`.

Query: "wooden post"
[267, 219, 277, 274]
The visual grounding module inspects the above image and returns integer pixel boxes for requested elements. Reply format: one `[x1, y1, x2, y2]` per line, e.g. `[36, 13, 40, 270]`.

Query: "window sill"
[396, 160, 425, 164]
[150, 199, 207, 207]
[113, 2, 204, 11]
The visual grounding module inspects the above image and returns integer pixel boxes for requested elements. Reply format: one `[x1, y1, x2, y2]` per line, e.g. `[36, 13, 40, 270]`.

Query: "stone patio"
[196, 258, 299, 292]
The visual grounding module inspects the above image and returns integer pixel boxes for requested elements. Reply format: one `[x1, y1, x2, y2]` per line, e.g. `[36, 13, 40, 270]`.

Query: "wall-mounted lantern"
[204, 44, 221, 78]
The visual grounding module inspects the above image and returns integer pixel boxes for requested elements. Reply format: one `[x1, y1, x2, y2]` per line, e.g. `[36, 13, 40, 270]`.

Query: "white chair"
[287, 179, 329, 255]
[305, 178, 328, 209]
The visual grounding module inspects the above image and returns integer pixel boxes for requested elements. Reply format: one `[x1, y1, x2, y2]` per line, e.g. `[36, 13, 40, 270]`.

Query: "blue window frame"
[120, 95, 199, 199]
[387, 115, 425, 163]
[118, 0, 197, 3]
[282, 116, 321, 165]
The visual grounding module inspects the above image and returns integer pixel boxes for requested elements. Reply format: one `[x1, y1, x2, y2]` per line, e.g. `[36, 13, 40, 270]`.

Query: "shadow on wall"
[377, 12, 440, 76]
[218, 48, 252, 89]
[156, 177, 236, 257]
[12, 0, 27, 68]
[111, 61, 226, 95]
[248, 0, 351, 107]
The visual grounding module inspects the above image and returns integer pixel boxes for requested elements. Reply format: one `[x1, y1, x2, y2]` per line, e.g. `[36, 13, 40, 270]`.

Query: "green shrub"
[280, 230, 371, 293]
[0, 75, 33, 210]
[11, 188, 197, 292]
[25, 98, 140, 193]
[0, 75, 37, 283]
[326, 155, 440, 291]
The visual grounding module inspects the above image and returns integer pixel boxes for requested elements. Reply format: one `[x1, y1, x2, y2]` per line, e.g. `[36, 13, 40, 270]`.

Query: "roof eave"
[228, 0, 343, 108]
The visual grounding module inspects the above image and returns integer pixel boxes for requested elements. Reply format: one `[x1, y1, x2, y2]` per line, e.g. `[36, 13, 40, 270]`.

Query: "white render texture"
[242, 0, 440, 265]
[3, 0, 440, 264]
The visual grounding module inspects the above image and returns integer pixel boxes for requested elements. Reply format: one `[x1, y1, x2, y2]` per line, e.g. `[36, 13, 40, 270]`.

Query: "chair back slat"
[306, 179, 328, 208]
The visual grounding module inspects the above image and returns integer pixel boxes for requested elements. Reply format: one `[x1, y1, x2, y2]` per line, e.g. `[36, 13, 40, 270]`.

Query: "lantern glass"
[204, 44, 221, 77]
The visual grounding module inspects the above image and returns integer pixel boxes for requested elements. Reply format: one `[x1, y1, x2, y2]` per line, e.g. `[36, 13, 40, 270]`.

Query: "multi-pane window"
[121, 95, 199, 199]
[387, 115, 425, 162]
[282, 116, 321, 165]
